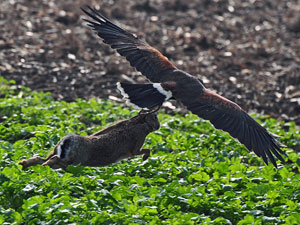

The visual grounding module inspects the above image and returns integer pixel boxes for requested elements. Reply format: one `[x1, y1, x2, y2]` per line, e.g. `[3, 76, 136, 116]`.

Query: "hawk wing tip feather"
[80, 5, 88, 12]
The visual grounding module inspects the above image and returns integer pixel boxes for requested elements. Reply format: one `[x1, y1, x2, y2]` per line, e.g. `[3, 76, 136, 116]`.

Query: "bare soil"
[1, 0, 300, 124]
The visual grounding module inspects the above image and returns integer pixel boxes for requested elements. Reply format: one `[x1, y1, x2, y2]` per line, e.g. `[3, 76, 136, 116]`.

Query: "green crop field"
[0, 76, 300, 224]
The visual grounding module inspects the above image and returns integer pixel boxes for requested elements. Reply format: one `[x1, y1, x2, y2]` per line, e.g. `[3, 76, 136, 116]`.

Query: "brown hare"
[19, 109, 160, 170]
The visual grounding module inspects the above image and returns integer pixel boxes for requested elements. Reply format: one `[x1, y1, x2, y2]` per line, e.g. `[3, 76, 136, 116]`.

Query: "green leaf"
[1, 76, 299, 224]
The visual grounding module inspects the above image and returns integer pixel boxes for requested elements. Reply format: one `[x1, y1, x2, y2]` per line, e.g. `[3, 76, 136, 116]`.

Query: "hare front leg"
[42, 155, 69, 169]
[19, 156, 47, 170]
[136, 148, 151, 161]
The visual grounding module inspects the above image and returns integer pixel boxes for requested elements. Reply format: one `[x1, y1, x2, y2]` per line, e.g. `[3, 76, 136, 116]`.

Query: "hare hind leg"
[19, 156, 47, 170]
[42, 155, 69, 169]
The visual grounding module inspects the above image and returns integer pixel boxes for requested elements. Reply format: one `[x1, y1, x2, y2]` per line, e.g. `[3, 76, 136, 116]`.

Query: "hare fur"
[19, 110, 160, 170]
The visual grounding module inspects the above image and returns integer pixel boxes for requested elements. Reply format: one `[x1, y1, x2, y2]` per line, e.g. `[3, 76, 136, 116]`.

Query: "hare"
[19, 109, 160, 170]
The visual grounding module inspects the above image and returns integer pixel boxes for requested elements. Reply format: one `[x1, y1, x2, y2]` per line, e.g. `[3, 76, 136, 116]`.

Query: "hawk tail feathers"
[117, 82, 172, 110]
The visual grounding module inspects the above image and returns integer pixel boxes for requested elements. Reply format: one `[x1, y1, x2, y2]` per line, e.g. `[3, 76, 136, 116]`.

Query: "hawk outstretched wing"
[81, 6, 176, 82]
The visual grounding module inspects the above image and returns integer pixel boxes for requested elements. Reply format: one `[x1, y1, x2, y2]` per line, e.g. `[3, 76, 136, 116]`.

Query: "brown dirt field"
[1, 0, 300, 124]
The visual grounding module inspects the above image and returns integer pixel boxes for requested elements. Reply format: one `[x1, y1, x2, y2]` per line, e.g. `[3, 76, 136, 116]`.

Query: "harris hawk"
[81, 6, 287, 167]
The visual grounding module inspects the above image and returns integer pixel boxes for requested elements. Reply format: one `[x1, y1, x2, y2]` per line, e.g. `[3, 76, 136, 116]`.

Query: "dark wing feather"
[81, 6, 176, 82]
[182, 89, 286, 167]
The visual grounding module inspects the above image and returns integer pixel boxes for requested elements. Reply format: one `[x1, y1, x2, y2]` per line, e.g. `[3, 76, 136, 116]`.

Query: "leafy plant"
[0, 76, 299, 224]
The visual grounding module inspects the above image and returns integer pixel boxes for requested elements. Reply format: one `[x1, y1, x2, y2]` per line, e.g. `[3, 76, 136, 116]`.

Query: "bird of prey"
[81, 6, 287, 167]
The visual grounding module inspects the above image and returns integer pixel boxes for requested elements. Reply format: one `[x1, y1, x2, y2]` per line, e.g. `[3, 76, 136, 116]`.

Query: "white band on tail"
[116, 82, 129, 99]
[117, 82, 150, 110]
[153, 83, 172, 100]
[117, 82, 172, 110]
